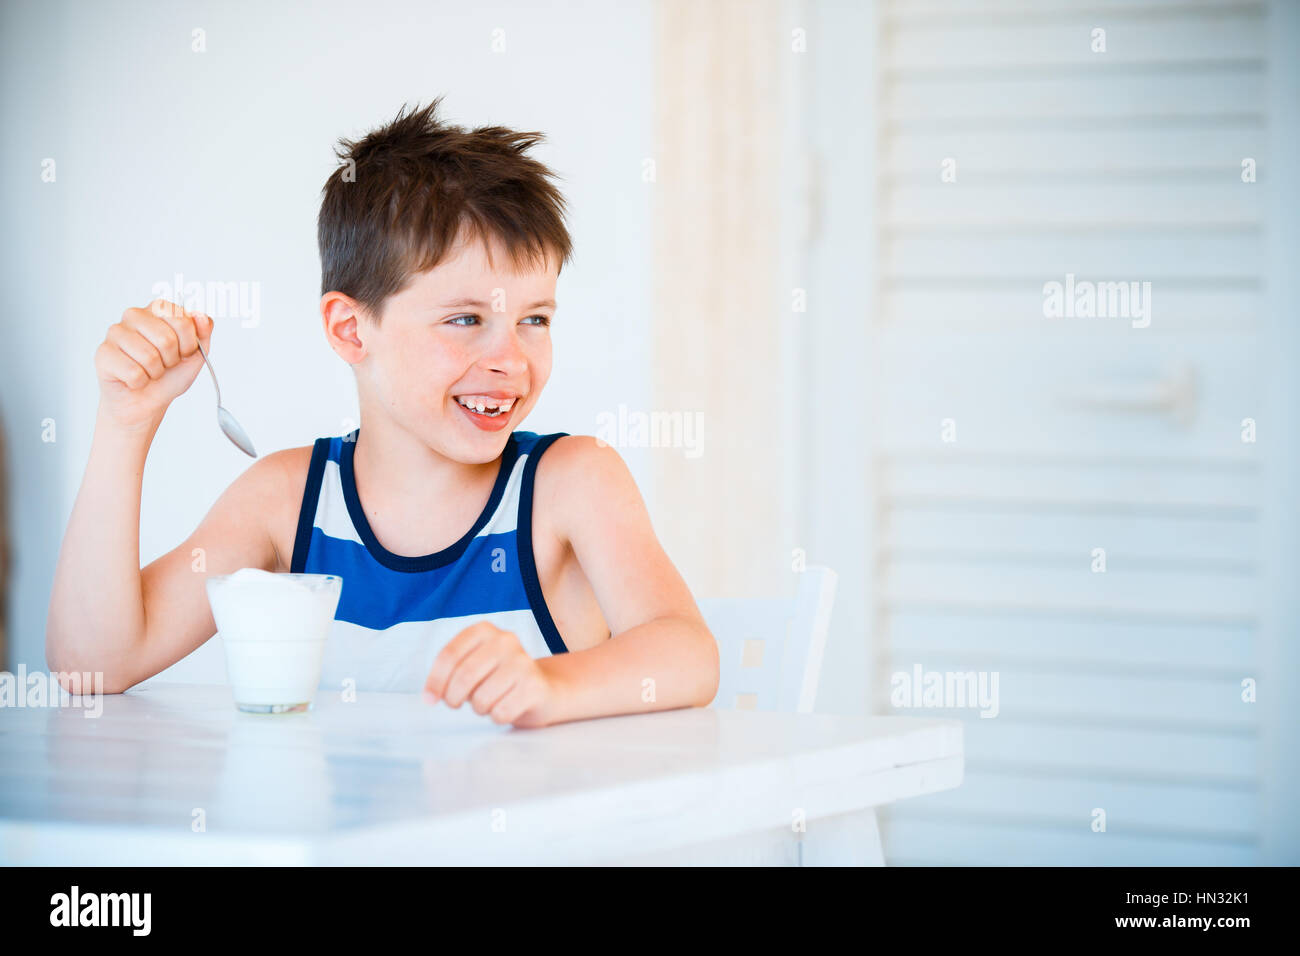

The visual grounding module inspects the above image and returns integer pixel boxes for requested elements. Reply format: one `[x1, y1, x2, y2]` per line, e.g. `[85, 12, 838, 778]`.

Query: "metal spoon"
[196, 339, 257, 457]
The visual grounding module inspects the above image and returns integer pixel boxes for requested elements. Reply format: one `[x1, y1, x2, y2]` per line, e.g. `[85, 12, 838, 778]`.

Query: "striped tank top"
[289, 427, 571, 693]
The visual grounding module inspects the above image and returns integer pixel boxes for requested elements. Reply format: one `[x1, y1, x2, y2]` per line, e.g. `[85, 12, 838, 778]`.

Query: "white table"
[0, 681, 963, 865]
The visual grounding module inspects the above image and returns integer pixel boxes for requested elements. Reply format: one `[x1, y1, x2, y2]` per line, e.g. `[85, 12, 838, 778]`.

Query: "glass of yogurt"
[205, 569, 342, 713]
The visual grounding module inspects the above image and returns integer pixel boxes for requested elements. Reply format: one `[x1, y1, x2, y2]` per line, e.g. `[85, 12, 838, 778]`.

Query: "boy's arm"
[45, 300, 287, 694]
[532, 436, 720, 723]
[46, 424, 289, 693]
[121, 450, 291, 693]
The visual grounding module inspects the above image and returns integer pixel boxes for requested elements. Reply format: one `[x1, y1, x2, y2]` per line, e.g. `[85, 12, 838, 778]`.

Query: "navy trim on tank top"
[289, 437, 329, 574]
[290, 427, 573, 656]
[338, 427, 523, 573]
[517, 432, 570, 655]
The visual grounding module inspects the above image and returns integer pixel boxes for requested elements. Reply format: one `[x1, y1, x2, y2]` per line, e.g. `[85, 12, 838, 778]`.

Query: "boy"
[45, 99, 719, 728]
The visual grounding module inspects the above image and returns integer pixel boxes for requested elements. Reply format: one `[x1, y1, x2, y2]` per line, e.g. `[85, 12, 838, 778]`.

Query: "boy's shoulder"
[529, 432, 622, 479]
[529, 433, 642, 537]
[219, 443, 315, 503]
[255, 443, 317, 491]
[208, 443, 316, 574]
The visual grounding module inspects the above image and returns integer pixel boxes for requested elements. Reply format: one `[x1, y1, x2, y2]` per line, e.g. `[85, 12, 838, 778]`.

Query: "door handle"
[1064, 363, 1198, 426]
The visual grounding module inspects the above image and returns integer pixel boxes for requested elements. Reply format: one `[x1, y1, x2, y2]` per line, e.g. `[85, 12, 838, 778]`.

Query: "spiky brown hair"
[317, 97, 573, 321]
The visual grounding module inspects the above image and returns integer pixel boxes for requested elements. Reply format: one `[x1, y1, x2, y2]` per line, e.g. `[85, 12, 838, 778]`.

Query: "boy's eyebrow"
[439, 296, 556, 310]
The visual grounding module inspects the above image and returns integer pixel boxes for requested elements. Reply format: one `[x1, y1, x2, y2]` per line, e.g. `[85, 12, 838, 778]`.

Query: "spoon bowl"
[197, 340, 257, 458]
[218, 405, 258, 458]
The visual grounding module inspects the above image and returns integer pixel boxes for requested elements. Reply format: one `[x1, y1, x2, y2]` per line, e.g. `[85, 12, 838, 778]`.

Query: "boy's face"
[348, 231, 557, 464]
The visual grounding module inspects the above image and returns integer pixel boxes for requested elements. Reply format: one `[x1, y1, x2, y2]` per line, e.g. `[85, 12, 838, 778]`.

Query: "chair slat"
[699, 566, 838, 713]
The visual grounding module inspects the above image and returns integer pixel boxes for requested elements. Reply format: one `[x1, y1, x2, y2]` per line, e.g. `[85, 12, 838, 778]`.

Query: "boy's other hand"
[422, 621, 559, 728]
[95, 298, 215, 432]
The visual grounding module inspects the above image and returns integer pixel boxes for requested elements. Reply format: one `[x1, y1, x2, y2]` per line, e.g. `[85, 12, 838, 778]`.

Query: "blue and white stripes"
[290, 428, 570, 692]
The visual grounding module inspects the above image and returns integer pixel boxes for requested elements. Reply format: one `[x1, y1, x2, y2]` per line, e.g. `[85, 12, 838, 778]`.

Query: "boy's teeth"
[456, 396, 515, 415]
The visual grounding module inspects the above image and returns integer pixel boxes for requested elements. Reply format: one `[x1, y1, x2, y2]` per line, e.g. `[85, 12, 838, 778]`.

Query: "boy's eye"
[447, 314, 551, 327]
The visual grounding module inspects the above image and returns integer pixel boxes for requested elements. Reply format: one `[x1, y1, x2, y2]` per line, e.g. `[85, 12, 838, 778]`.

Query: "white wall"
[0, 0, 656, 679]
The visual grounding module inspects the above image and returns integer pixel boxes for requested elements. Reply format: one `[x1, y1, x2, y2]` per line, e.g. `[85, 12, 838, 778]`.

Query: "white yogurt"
[205, 570, 342, 713]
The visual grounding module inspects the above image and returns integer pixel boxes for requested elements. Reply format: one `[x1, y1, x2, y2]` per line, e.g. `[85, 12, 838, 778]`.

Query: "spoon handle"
[196, 339, 223, 407]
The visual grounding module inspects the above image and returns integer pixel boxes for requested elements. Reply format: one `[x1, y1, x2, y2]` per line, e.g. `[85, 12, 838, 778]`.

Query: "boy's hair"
[318, 97, 573, 322]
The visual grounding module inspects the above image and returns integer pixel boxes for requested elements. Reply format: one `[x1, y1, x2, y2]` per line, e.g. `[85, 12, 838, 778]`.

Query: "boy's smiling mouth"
[452, 391, 522, 430]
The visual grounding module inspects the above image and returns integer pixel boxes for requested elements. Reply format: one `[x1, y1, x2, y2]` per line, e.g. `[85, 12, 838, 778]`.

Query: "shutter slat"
[881, 819, 1259, 866]
[886, 509, 1256, 566]
[886, 127, 1265, 174]
[886, 69, 1264, 122]
[885, 16, 1264, 72]
[893, 770, 1256, 837]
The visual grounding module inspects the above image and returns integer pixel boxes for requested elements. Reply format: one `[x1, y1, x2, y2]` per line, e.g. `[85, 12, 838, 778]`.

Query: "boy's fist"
[95, 298, 215, 432]
[422, 621, 561, 728]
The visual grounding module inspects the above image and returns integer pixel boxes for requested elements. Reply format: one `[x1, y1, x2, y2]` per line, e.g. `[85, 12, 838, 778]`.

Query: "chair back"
[698, 565, 837, 713]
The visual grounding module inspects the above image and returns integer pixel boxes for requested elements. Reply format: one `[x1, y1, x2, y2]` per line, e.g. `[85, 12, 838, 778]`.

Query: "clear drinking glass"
[205, 572, 343, 713]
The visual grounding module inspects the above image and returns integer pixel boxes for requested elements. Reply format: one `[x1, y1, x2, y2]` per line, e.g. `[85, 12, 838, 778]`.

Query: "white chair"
[698, 565, 837, 713]
[630, 566, 852, 864]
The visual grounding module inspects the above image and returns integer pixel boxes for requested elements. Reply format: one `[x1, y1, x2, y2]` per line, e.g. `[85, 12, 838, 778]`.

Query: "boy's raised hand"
[422, 621, 560, 728]
[95, 298, 215, 432]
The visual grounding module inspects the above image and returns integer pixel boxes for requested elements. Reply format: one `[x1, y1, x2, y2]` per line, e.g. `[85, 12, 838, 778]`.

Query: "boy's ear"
[321, 292, 368, 363]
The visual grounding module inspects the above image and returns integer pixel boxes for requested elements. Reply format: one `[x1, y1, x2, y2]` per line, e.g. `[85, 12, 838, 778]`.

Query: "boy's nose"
[481, 330, 528, 376]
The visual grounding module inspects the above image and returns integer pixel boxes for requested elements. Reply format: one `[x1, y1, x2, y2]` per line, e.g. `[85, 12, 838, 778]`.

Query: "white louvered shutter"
[870, 0, 1270, 865]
